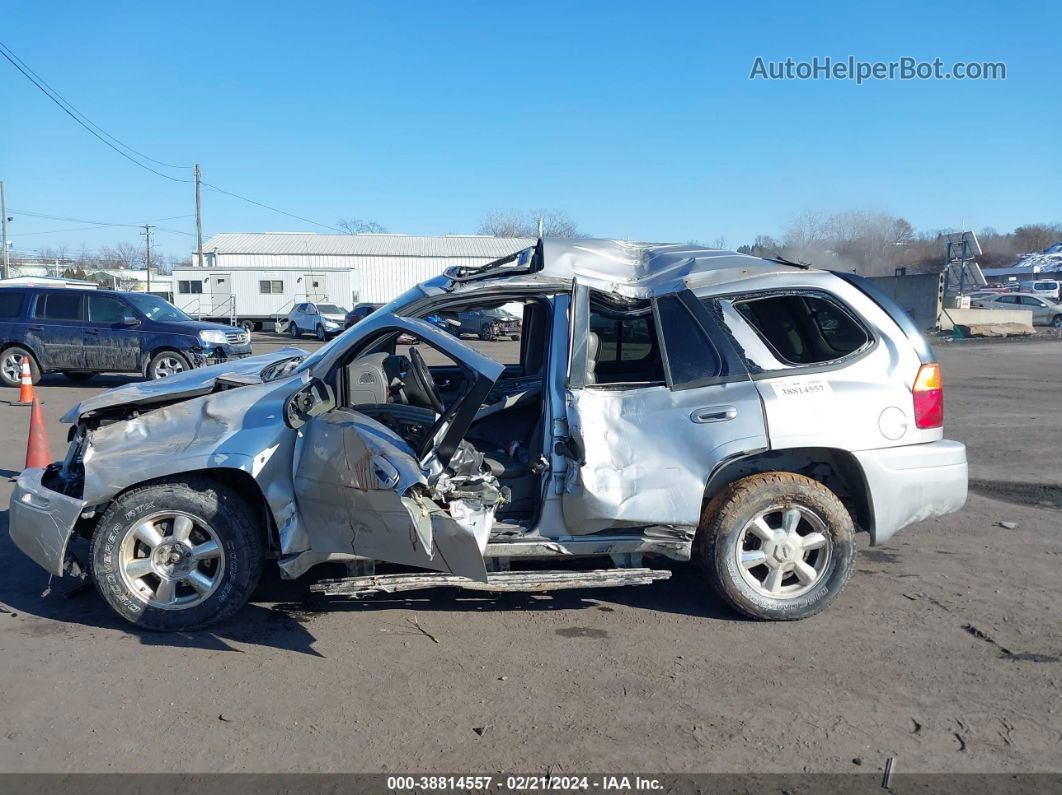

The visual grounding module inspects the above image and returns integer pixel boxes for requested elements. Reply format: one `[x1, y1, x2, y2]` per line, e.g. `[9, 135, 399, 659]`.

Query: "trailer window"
[178, 280, 203, 294]
[259, 280, 284, 294]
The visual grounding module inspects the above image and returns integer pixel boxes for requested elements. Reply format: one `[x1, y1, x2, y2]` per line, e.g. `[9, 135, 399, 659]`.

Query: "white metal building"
[194, 232, 534, 304]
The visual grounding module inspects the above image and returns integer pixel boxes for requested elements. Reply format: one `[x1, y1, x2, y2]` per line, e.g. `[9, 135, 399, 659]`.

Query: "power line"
[202, 183, 344, 232]
[1, 41, 343, 233]
[10, 208, 193, 229]
[0, 40, 192, 171]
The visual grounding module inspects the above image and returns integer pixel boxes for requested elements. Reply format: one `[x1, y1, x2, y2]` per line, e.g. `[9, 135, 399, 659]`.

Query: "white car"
[286, 301, 348, 340]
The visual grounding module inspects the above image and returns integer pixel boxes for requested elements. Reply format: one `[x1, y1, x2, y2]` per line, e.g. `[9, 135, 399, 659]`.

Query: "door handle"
[691, 406, 737, 423]
[28, 325, 44, 332]
[85, 330, 100, 335]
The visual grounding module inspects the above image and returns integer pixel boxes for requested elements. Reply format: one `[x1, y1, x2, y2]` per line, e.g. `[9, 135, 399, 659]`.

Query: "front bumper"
[852, 439, 968, 545]
[9, 467, 88, 576]
[192, 345, 254, 368]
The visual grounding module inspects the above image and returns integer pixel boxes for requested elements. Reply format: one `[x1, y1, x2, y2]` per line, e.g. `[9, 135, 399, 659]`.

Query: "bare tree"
[337, 218, 388, 234]
[1013, 224, 1062, 254]
[477, 209, 583, 238]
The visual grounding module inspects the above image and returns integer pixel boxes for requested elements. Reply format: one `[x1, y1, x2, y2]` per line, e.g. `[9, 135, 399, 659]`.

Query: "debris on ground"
[994, 521, 1018, 529]
[408, 615, 440, 644]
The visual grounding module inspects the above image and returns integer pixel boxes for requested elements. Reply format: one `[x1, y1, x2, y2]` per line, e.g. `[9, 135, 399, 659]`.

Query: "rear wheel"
[700, 472, 856, 621]
[90, 477, 263, 631]
[0, 346, 40, 387]
[148, 350, 191, 380]
[62, 371, 94, 382]
[240, 319, 256, 333]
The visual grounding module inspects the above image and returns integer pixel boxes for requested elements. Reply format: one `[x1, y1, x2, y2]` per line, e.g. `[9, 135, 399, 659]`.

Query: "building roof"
[200, 233, 535, 259]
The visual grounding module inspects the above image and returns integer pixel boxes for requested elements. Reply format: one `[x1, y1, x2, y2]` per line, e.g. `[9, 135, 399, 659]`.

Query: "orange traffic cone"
[16, 357, 35, 405]
[25, 398, 53, 469]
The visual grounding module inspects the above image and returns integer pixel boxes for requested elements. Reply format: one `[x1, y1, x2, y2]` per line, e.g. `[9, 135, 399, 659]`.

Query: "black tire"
[0, 346, 41, 387]
[316, 324, 326, 341]
[1052, 315, 1062, 329]
[289, 323, 300, 338]
[240, 319, 256, 333]
[90, 476, 264, 631]
[147, 350, 192, 380]
[62, 371, 95, 382]
[699, 472, 856, 621]
[510, 334, 520, 341]
[478, 322, 497, 341]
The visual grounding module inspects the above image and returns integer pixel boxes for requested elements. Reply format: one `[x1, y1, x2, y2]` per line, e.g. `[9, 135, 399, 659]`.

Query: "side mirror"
[121, 316, 140, 327]
[283, 378, 335, 429]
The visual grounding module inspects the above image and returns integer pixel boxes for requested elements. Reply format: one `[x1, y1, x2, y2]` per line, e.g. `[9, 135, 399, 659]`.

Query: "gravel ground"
[0, 335, 1059, 774]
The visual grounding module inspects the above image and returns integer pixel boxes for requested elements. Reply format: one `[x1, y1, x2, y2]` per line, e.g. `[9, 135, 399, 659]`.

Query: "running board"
[311, 568, 672, 599]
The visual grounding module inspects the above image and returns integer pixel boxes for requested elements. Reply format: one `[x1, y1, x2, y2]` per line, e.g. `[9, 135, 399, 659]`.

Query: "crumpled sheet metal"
[62, 347, 305, 423]
[539, 239, 786, 300]
[289, 407, 494, 582]
[81, 375, 305, 551]
[563, 385, 765, 534]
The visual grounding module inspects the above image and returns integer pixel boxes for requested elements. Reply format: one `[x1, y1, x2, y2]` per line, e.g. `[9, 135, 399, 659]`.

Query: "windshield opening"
[315, 304, 346, 315]
[125, 294, 191, 322]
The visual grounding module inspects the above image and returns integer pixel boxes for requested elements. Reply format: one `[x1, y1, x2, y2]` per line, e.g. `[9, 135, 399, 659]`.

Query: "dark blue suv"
[0, 287, 253, 386]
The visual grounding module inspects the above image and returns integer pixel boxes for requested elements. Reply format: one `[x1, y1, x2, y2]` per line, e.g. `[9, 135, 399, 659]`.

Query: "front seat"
[585, 331, 600, 385]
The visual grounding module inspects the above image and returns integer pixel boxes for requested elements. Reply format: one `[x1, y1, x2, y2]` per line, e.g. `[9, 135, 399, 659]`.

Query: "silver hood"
[60, 347, 307, 423]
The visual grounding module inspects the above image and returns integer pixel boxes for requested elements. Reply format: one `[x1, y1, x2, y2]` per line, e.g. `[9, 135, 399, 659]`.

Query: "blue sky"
[2, 0, 1058, 259]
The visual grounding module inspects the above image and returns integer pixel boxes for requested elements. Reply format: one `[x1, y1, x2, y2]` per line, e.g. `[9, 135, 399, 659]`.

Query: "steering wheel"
[407, 346, 445, 415]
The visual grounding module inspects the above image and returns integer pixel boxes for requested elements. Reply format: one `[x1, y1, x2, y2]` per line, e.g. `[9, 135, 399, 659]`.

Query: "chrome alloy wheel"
[736, 504, 831, 599]
[2, 351, 25, 383]
[152, 355, 186, 379]
[118, 511, 225, 610]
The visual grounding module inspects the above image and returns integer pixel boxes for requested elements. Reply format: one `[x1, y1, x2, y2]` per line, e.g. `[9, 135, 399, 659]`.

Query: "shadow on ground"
[0, 507, 743, 656]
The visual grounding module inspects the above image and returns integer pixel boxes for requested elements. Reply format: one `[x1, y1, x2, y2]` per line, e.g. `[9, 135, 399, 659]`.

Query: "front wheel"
[700, 472, 856, 621]
[289, 323, 300, 338]
[1052, 315, 1062, 329]
[90, 477, 263, 631]
[479, 322, 497, 341]
[147, 350, 191, 380]
[316, 324, 326, 341]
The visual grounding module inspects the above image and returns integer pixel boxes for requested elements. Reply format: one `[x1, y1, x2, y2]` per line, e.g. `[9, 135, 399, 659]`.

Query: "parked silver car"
[286, 301, 348, 340]
[9, 239, 968, 631]
[970, 292, 1062, 327]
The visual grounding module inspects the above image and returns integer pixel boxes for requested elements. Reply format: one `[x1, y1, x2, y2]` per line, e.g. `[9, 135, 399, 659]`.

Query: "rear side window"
[588, 295, 665, 385]
[718, 292, 871, 371]
[88, 295, 128, 323]
[0, 291, 25, 319]
[655, 293, 721, 388]
[35, 292, 82, 321]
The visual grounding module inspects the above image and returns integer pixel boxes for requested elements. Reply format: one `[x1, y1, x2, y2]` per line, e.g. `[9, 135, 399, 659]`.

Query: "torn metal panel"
[8, 468, 88, 576]
[312, 568, 672, 598]
[292, 407, 500, 583]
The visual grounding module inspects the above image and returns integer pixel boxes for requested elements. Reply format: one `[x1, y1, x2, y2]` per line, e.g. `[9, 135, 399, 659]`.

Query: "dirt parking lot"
[0, 334, 1059, 774]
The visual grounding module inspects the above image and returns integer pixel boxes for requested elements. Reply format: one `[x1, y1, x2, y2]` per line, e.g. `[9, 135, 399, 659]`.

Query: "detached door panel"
[294, 409, 491, 581]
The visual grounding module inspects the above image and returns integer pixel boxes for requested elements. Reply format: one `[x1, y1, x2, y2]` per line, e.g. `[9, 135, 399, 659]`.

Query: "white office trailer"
[176, 232, 534, 330]
[170, 265, 353, 330]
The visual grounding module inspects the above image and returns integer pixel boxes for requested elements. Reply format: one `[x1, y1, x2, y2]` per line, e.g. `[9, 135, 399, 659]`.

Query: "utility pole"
[1, 181, 9, 281]
[195, 163, 204, 268]
[142, 224, 154, 293]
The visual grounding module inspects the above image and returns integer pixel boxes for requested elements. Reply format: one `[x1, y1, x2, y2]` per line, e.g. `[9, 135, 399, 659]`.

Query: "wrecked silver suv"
[9, 240, 969, 631]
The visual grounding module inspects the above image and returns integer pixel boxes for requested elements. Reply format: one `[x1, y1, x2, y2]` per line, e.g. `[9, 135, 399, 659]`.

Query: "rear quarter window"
[0, 291, 25, 320]
[716, 292, 872, 372]
[35, 292, 82, 321]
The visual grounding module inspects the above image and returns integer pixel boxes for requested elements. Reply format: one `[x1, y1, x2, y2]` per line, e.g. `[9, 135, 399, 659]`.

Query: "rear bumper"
[852, 440, 968, 545]
[8, 467, 87, 576]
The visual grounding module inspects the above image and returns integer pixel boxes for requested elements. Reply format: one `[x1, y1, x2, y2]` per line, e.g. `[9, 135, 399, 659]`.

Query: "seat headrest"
[586, 331, 600, 385]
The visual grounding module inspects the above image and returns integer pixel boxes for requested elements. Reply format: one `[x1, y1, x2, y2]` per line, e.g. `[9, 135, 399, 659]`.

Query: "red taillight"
[913, 362, 943, 429]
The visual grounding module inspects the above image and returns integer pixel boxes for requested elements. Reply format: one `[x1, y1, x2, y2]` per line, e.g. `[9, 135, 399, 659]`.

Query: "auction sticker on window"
[770, 376, 832, 399]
